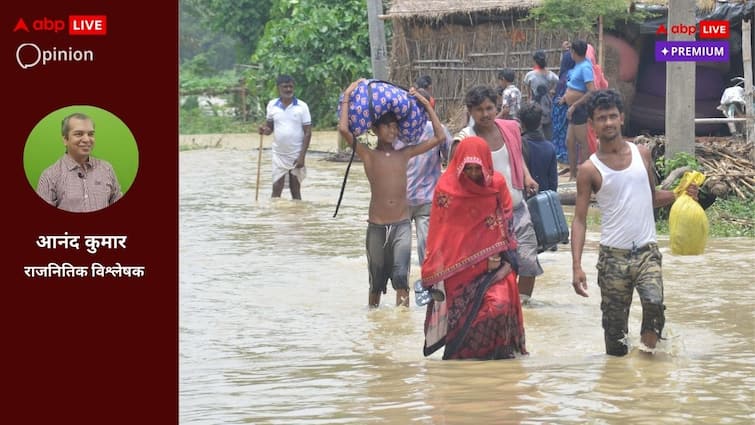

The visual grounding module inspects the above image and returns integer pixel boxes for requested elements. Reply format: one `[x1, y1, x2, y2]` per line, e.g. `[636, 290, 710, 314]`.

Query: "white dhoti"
[271, 144, 306, 185]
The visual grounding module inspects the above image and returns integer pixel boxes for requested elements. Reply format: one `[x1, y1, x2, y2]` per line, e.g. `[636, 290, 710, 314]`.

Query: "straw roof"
[386, 0, 720, 19]
[637, 0, 718, 11]
[386, 0, 542, 19]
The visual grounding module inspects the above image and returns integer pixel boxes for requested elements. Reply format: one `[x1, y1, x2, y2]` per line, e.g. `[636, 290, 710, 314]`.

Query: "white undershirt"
[589, 143, 656, 249]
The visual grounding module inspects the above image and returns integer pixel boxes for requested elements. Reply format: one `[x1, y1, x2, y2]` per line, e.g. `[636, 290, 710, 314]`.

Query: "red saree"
[586, 44, 609, 155]
[421, 136, 527, 359]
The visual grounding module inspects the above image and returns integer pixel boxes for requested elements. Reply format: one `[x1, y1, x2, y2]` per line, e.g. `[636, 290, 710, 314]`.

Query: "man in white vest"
[571, 89, 698, 356]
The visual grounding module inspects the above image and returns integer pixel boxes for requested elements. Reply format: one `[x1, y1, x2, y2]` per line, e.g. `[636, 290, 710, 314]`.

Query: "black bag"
[533, 84, 552, 125]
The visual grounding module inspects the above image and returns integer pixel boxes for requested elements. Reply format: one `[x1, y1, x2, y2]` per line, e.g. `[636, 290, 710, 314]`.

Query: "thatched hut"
[385, 0, 752, 135]
[385, 0, 593, 131]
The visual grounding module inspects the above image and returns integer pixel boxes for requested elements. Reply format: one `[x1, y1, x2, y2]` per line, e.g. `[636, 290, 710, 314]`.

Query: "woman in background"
[551, 41, 575, 163]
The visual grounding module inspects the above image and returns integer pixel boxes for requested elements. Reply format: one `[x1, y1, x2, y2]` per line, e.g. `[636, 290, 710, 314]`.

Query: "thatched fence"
[386, 2, 593, 130]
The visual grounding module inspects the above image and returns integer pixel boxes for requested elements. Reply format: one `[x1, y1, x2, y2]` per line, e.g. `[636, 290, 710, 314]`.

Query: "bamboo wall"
[389, 14, 594, 131]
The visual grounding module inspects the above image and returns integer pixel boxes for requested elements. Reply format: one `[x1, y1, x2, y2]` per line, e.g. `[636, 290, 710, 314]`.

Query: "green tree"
[528, 0, 641, 31]
[251, 0, 372, 128]
[180, 6, 239, 72]
[184, 0, 271, 62]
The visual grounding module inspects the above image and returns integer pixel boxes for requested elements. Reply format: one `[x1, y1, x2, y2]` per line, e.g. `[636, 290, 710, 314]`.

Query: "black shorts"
[569, 104, 588, 125]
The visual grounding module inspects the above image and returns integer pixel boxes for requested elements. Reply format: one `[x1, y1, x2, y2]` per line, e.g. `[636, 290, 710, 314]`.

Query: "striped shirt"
[37, 154, 122, 213]
[403, 122, 452, 206]
[502, 84, 522, 119]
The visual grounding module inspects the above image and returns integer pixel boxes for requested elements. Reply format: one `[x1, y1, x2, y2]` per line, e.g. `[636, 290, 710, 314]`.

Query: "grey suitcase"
[526, 190, 569, 253]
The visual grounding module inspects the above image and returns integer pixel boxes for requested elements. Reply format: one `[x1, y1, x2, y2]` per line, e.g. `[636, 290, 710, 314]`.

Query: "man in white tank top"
[570, 89, 699, 356]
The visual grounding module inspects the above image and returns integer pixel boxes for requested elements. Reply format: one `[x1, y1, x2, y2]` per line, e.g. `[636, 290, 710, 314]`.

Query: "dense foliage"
[180, 0, 373, 129]
[249, 0, 373, 128]
[656, 197, 755, 238]
[180, 5, 240, 71]
[655, 152, 699, 178]
[183, 0, 271, 63]
[528, 0, 648, 32]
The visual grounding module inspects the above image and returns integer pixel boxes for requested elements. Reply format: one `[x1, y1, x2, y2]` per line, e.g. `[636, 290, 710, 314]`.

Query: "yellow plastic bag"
[669, 171, 708, 255]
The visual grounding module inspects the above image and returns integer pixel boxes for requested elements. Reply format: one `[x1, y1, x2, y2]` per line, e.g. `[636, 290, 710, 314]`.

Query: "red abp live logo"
[12, 15, 107, 35]
[655, 20, 729, 39]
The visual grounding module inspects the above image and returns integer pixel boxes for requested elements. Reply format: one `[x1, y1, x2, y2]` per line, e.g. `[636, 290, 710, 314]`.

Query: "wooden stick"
[660, 166, 691, 190]
[255, 134, 263, 201]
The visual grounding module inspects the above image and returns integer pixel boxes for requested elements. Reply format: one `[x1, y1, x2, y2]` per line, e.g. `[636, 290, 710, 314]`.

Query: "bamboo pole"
[255, 134, 263, 201]
[665, 0, 696, 161]
[366, 0, 389, 80]
[598, 15, 604, 68]
[741, 18, 754, 157]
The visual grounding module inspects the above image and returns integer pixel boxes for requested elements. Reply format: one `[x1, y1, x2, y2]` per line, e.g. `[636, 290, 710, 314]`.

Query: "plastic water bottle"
[414, 279, 432, 306]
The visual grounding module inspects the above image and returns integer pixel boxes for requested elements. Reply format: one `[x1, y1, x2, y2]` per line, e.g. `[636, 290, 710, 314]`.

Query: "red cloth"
[494, 119, 525, 190]
[421, 137, 526, 359]
[422, 136, 517, 285]
[587, 121, 599, 155]
[586, 44, 609, 90]
[586, 44, 608, 154]
[441, 270, 525, 359]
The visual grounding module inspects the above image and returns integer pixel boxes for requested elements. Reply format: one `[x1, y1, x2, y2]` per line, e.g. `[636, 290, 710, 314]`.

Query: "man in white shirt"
[259, 75, 312, 199]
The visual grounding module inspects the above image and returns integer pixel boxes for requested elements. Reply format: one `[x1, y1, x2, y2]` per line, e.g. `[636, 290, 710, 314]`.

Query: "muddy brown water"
[180, 147, 754, 424]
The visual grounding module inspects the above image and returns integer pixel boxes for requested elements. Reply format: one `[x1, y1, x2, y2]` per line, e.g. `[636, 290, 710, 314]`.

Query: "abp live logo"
[655, 20, 729, 39]
[12, 15, 107, 35]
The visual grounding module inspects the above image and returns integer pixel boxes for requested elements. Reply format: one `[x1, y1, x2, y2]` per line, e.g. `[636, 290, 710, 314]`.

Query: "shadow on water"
[180, 147, 755, 424]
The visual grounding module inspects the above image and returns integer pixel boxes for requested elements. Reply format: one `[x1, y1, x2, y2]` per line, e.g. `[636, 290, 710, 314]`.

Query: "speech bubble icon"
[16, 43, 41, 69]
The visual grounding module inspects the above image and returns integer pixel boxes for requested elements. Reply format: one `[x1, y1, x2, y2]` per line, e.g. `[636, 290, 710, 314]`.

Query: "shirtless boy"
[338, 79, 446, 308]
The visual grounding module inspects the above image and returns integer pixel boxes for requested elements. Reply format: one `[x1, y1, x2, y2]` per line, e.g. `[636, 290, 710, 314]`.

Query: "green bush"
[182, 96, 199, 111]
[655, 196, 754, 238]
[702, 197, 755, 237]
[179, 109, 258, 134]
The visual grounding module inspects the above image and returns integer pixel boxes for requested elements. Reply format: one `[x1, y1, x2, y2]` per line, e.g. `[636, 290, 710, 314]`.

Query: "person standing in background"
[523, 50, 559, 140]
[398, 87, 452, 266]
[520, 102, 558, 194]
[551, 41, 576, 164]
[415, 75, 435, 108]
[497, 69, 522, 121]
[259, 75, 312, 200]
[558, 40, 595, 181]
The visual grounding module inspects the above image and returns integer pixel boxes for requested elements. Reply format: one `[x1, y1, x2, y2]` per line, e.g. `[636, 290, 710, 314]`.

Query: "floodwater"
[180, 146, 754, 424]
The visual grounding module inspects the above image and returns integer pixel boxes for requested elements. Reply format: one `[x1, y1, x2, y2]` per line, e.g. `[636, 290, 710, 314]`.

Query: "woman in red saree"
[421, 136, 527, 360]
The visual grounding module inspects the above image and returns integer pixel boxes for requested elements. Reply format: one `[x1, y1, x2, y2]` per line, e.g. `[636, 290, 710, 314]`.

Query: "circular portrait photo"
[23, 105, 138, 213]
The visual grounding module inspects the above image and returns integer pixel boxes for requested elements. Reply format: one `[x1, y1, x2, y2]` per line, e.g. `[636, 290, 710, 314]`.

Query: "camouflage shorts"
[596, 243, 665, 356]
